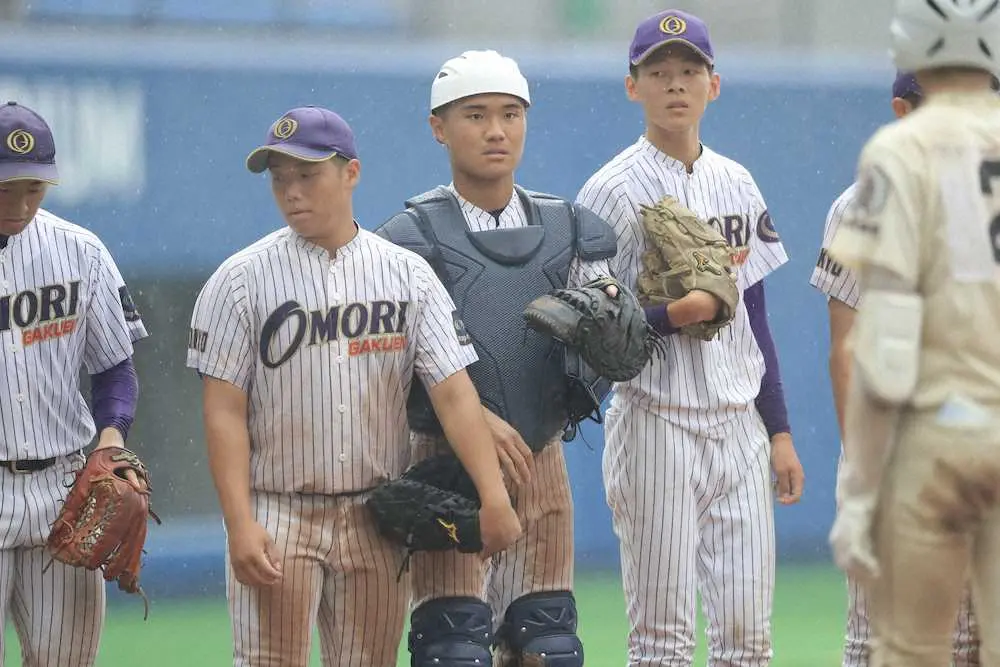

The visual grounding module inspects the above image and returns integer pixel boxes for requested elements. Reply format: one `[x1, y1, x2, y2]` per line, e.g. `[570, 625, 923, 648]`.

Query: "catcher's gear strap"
[409, 596, 494, 666]
[498, 590, 583, 666]
[852, 288, 923, 403]
[374, 209, 443, 272]
[571, 203, 617, 262]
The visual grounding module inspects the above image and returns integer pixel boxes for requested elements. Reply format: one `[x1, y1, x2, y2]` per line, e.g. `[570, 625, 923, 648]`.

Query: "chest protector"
[376, 186, 616, 451]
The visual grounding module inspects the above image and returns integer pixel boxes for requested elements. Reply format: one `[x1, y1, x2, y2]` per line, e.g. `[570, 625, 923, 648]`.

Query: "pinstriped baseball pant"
[227, 492, 409, 667]
[603, 397, 774, 667]
[0, 454, 104, 667]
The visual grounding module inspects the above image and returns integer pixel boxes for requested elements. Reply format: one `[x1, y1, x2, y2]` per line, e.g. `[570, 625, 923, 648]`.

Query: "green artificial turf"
[4, 564, 847, 665]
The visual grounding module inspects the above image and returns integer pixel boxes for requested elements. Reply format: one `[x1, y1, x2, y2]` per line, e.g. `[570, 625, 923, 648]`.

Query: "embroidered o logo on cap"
[272, 117, 298, 140]
[6, 129, 34, 155]
[659, 15, 687, 35]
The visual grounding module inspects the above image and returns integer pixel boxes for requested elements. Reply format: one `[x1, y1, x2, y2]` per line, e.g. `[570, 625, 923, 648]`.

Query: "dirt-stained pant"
[409, 435, 575, 666]
[870, 408, 1000, 667]
[836, 455, 981, 666]
[228, 492, 409, 667]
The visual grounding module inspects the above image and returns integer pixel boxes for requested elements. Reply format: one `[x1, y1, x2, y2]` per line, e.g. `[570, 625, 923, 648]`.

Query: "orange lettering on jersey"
[348, 334, 407, 357]
[730, 247, 750, 266]
[22, 318, 77, 346]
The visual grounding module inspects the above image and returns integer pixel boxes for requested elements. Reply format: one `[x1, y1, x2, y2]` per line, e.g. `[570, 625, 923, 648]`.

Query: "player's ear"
[625, 74, 641, 102]
[429, 112, 447, 146]
[343, 158, 361, 187]
[891, 97, 910, 119]
[708, 71, 721, 102]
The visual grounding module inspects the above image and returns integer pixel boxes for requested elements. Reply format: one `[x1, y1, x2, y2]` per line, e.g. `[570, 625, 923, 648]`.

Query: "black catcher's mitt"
[522, 276, 664, 382]
[367, 454, 482, 555]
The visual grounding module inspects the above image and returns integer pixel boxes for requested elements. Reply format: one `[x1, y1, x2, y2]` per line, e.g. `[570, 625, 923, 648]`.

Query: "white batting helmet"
[430, 50, 531, 112]
[890, 0, 1000, 76]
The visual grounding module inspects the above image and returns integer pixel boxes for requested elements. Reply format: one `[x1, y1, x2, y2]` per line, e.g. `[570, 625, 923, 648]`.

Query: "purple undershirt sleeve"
[643, 305, 680, 336]
[91, 357, 139, 440]
[744, 281, 791, 437]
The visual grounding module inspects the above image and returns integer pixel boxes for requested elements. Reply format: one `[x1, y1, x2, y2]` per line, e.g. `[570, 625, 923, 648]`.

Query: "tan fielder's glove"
[637, 196, 740, 341]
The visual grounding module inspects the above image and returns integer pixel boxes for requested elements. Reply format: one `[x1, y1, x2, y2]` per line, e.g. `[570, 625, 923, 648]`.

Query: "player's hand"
[770, 432, 804, 505]
[227, 520, 284, 588]
[482, 407, 533, 486]
[478, 498, 522, 558]
[829, 496, 880, 583]
[94, 430, 147, 492]
[666, 290, 722, 327]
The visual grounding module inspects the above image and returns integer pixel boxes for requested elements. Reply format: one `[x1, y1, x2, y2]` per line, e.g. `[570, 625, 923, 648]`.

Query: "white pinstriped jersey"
[810, 183, 861, 309]
[577, 136, 788, 437]
[186, 226, 477, 495]
[446, 183, 611, 286]
[0, 208, 147, 461]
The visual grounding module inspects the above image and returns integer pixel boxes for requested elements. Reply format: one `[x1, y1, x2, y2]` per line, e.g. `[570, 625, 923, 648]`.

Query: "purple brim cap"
[630, 9, 714, 66]
[247, 106, 358, 174]
[246, 145, 345, 174]
[0, 101, 59, 184]
[0, 160, 58, 184]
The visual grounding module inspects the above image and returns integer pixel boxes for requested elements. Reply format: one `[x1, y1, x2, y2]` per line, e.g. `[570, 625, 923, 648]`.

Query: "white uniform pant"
[0, 453, 104, 667]
[603, 398, 774, 667]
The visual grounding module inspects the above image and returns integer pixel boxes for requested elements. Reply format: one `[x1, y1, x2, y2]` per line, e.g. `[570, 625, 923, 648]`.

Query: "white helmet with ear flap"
[890, 0, 1000, 76]
[430, 50, 531, 112]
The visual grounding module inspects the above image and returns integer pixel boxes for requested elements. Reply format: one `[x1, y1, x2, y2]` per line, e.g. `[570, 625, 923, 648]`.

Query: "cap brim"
[632, 38, 713, 66]
[0, 161, 58, 185]
[245, 145, 344, 173]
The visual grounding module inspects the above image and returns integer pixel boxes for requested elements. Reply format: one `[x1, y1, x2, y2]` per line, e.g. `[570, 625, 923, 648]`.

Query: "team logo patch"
[188, 328, 208, 353]
[755, 210, 780, 244]
[6, 129, 34, 155]
[118, 285, 141, 323]
[659, 15, 687, 35]
[272, 117, 298, 140]
[453, 311, 472, 346]
[855, 164, 891, 219]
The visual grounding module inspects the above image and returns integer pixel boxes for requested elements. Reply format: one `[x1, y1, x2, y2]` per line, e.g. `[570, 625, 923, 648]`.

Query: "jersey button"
[336, 355, 345, 363]
[338, 453, 347, 462]
[338, 405, 346, 413]
[15, 394, 24, 402]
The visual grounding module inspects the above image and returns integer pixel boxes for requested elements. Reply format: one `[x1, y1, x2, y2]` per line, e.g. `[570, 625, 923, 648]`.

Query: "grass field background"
[4, 564, 847, 666]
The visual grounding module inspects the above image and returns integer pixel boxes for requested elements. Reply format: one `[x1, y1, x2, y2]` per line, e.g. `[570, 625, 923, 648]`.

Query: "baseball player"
[185, 105, 521, 667]
[827, 0, 1000, 664]
[0, 101, 148, 666]
[375, 50, 616, 666]
[812, 71, 981, 667]
[575, 10, 805, 666]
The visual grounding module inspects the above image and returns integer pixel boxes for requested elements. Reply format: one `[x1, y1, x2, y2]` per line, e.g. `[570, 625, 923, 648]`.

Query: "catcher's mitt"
[366, 454, 482, 558]
[522, 276, 664, 383]
[45, 446, 160, 619]
[637, 196, 740, 341]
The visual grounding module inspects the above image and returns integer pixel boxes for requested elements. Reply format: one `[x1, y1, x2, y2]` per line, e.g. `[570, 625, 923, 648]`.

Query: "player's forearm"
[202, 379, 255, 529]
[839, 365, 902, 501]
[428, 372, 510, 507]
[90, 357, 139, 441]
[746, 282, 790, 436]
[829, 342, 853, 439]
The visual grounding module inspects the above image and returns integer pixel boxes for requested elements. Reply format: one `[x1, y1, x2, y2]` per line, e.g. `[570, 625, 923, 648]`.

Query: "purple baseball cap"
[246, 106, 358, 174]
[0, 101, 58, 185]
[892, 71, 922, 100]
[629, 9, 714, 67]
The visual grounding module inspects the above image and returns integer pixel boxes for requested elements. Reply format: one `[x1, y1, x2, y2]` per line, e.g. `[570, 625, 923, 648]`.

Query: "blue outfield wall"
[0, 40, 899, 590]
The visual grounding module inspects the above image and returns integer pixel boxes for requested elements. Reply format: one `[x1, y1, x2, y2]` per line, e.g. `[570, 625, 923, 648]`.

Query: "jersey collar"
[638, 135, 709, 174]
